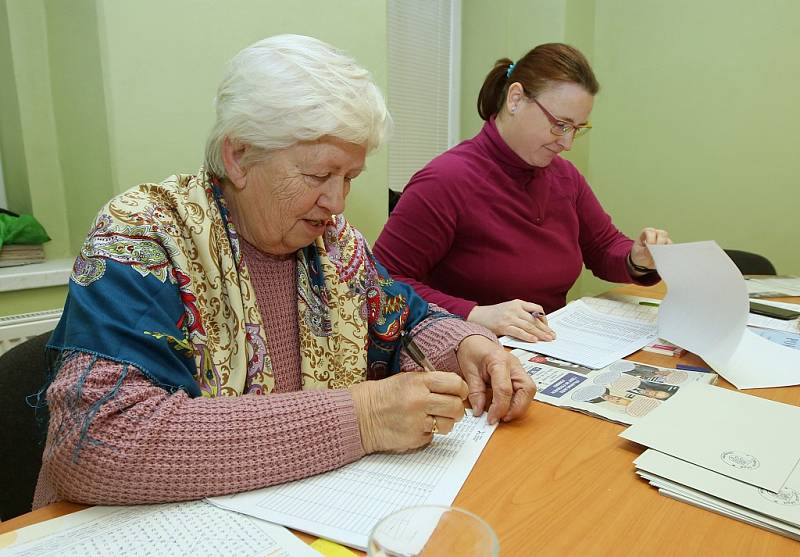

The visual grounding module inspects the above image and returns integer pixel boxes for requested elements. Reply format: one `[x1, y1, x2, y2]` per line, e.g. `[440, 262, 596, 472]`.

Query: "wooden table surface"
[2, 284, 799, 555]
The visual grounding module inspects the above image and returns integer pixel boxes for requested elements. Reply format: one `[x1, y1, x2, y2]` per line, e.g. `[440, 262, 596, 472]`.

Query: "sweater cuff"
[632, 270, 662, 286]
[327, 389, 365, 463]
[401, 318, 497, 375]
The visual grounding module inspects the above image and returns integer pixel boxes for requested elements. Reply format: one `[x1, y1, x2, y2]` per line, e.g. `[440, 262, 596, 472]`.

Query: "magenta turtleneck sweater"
[374, 118, 657, 317]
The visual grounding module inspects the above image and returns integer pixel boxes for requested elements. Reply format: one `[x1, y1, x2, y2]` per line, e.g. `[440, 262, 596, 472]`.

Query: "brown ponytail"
[476, 43, 599, 121]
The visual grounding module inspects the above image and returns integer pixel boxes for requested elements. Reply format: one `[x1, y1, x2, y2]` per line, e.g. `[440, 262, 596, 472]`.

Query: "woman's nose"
[319, 178, 347, 215]
[556, 132, 575, 151]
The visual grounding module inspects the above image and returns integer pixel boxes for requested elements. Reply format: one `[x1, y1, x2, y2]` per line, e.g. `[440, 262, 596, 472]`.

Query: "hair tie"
[506, 62, 516, 79]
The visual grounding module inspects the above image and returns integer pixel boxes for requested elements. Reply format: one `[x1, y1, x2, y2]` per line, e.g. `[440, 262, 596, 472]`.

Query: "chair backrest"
[0, 331, 51, 521]
[389, 189, 403, 215]
[723, 249, 777, 276]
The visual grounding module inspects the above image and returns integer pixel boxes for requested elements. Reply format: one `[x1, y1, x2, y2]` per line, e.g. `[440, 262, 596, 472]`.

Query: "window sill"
[0, 258, 73, 292]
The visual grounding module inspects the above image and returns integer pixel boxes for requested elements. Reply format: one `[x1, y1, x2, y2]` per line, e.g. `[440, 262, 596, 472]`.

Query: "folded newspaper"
[511, 348, 717, 425]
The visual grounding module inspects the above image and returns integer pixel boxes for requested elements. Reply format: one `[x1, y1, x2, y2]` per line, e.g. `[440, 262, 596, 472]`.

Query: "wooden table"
[2, 284, 799, 555]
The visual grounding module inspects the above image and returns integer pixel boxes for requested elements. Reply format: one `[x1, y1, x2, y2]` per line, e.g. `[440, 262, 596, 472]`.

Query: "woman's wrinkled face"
[500, 81, 594, 167]
[231, 137, 366, 255]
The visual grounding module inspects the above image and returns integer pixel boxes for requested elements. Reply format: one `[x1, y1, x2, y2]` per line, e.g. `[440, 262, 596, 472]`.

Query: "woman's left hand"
[456, 335, 536, 425]
[630, 227, 672, 271]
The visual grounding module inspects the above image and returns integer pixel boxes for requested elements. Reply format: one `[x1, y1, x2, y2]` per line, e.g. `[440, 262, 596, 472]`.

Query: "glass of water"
[367, 505, 499, 556]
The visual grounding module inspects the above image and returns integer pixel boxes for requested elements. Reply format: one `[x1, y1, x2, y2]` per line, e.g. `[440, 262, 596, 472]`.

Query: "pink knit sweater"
[33, 240, 494, 508]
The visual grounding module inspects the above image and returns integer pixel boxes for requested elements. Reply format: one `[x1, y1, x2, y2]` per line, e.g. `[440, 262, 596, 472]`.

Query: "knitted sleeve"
[398, 304, 498, 375]
[33, 354, 364, 507]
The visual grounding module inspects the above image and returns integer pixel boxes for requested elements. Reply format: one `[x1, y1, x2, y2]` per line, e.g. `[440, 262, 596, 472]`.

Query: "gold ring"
[431, 416, 439, 434]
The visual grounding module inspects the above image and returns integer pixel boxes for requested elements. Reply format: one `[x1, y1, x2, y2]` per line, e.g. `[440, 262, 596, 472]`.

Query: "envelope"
[620, 382, 800, 492]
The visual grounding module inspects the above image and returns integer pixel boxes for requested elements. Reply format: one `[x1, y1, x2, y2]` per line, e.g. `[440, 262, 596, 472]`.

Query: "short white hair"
[204, 34, 392, 178]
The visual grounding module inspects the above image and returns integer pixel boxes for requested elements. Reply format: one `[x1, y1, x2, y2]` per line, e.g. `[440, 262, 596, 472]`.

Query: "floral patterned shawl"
[48, 168, 430, 398]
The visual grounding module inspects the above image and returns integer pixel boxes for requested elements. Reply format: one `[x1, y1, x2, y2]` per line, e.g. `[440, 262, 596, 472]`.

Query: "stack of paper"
[746, 276, 800, 298]
[512, 349, 715, 425]
[0, 244, 45, 267]
[621, 383, 800, 540]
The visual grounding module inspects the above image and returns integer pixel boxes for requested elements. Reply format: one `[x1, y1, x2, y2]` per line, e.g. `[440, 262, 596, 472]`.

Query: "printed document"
[649, 241, 800, 388]
[512, 348, 715, 425]
[0, 500, 319, 557]
[620, 382, 800, 493]
[208, 413, 496, 551]
[501, 299, 658, 369]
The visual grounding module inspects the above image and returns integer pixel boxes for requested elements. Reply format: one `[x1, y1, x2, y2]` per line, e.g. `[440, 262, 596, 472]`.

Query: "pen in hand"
[401, 331, 468, 417]
[401, 331, 436, 372]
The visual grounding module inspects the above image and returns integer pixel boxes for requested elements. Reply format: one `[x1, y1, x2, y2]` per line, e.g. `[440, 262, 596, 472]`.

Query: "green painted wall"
[94, 0, 388, 243]
[1, 0, 388, 317]
[0, 1, 30, 215]
[46, 0, 115, 253]
[588, 0, 800, 282]
[460, 0, 566, 142]
[4, 0, 798, 318]
[461, 0, 799, 302]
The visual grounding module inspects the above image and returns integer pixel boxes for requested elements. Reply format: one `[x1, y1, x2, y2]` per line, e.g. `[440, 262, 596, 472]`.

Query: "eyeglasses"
[530, 97, 592, 138]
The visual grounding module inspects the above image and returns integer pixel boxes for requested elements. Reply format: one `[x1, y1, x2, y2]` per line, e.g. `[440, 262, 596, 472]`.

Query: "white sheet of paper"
[501, 299, 657, 369]
[635, 449, 800, 528]
[208, 413, 496, 551]
[658, 488, 800, 541]
[0, 500, 320, 557]
[649, 241, 800, 388]
[620, 382, 800, 492]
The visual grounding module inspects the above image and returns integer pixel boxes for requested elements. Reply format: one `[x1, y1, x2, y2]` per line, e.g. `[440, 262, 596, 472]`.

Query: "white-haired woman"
[33, 35, 535, 508]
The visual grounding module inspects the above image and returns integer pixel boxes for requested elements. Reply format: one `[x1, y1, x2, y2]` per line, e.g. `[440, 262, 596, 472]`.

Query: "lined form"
[208, 413, 496, 551]
[502, 299, 658, 369]
[1, 500, 319, 557]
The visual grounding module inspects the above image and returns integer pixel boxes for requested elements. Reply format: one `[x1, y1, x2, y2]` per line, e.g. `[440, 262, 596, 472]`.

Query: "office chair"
[723, 250, 777, 276]
[389, 189, 403, 215]
[0, 331, 51, 521]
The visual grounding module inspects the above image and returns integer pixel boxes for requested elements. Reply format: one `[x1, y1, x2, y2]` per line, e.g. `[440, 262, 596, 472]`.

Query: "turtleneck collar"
[477, 115, 543, 183]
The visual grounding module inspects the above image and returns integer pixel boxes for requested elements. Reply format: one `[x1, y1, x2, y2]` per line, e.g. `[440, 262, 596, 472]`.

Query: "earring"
[510, 106, 517, 114]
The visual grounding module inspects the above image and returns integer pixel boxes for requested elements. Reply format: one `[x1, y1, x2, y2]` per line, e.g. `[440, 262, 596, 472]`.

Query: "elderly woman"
[374, 43, 672, 343]
[33, 35, 535, 508]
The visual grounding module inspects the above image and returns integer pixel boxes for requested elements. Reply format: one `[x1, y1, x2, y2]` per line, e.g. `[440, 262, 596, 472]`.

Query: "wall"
[0, 0, 388, 316]
[94, 0, 388, 243]
[3, 0, 798, 317]
[461, 0, 799, 302]
[588, 0, 800, 285]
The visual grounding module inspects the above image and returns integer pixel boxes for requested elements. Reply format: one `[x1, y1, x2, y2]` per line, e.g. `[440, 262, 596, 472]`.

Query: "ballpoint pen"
[401, 331, 468, 417]
[400, 330, 435, 372]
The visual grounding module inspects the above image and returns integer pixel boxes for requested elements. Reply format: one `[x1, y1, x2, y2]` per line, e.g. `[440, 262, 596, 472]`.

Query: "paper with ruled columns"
[501, 299, 658, 369]
[208, 412, 497, 551]
[0, 500, 320, 557]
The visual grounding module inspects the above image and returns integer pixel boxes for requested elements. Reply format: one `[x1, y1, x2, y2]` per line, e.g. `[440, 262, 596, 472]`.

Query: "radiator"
[0, 309, 62, 356]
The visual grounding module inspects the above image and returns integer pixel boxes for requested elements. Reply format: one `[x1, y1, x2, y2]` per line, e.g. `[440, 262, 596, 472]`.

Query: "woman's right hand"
[468, 299, 555, 342]
[350, 372, 468, 454]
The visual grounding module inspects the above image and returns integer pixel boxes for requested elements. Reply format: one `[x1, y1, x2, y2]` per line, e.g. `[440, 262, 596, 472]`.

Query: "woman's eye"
[305, 173, 330, 182]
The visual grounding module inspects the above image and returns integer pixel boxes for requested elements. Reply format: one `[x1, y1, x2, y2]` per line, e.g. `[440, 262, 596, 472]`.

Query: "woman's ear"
[222, 137, 248, 190]
[505, 82, 525, 114]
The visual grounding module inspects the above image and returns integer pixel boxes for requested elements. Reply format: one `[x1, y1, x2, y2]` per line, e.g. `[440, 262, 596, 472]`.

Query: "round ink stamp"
[758, 487, 800, 506]
[720, 451, 760, 470]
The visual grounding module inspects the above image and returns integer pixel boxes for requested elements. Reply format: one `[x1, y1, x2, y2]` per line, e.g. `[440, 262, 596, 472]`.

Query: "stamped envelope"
[620, 382, 800, 492]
